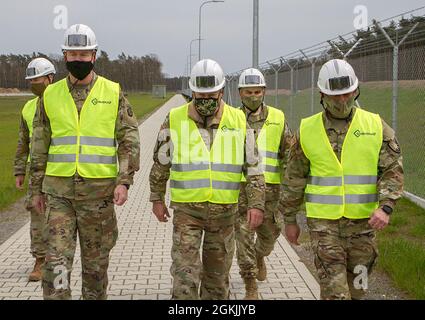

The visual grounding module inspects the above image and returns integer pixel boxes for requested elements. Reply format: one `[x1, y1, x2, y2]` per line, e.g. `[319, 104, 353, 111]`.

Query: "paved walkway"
[0, 94, 319, 300]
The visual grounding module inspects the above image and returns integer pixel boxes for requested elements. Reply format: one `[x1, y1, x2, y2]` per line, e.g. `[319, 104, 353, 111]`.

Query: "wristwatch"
[381, 205, 393, 215]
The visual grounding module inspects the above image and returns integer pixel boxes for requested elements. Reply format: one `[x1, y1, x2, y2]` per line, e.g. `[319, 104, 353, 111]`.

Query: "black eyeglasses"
[328, 76, 351, 90]
[196, 76, 216, 88]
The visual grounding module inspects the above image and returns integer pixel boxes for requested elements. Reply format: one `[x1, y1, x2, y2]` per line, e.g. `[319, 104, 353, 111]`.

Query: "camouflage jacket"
[240, 104, 293, 203]
[281, 108, 404, 224]
[149, 101, 266, 212]
[29, 73, 140, 200]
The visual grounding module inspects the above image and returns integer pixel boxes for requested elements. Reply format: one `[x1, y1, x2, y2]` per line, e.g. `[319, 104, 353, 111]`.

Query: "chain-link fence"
[225, 8, 425, 200]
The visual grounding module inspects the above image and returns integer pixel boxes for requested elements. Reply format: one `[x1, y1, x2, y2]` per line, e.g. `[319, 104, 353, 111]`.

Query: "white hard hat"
[317, 59, 358, 95]
[25, 58, 56, 80]
[189, 59, 225, 93]
[238, 68, 266, 88]
[62, 24, 98, 51]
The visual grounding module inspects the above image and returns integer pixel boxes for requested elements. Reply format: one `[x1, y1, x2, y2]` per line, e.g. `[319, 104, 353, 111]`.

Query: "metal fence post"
[300, 50, 317, 114]
[282, 58, 298, 126]
[266, 60, 284, 108]
[374, 20, 419, 132]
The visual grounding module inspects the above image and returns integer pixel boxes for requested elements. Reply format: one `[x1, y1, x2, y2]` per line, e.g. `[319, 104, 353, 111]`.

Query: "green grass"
[0, 92, 174, 211]
[264, 82, 425, 199]
[377, 197, 425, 299]
[0, 96, 35, 211]
[126, 93, 174, 120]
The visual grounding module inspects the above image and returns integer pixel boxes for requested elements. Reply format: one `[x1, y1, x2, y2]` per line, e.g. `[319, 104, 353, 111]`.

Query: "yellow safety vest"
[21, 97, 38, 162]
[242, 106, 285, 184]
[43, 76, 120, 178]
[169, 103, 246, 204]
[300, 108, 383, 219]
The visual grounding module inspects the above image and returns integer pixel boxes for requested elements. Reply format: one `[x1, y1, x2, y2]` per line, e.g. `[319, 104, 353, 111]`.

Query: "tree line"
[0, 50, 183, 92]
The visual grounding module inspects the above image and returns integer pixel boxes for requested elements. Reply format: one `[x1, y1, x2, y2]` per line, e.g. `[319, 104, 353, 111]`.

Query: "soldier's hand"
[368, 208, 390, 230]
[32, 194, 46, 214]
[15, 175, 25, 190]
[247, 208, 264, 229]
[113, 185, 128, 206]
[284, 224, 300, 245]
[152, 201, 170, 222]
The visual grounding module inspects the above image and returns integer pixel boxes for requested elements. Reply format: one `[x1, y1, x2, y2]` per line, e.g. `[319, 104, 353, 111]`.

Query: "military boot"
[28, 257, 44, 282]
[256, 256, 267, 281]
[243, 278, 258, 300]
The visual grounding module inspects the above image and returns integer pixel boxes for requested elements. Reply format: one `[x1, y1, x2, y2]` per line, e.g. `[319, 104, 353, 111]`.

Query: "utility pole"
[253, 0, 259, 68]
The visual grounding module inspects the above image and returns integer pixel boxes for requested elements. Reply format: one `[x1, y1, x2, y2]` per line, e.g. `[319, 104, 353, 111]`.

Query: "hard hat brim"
[238, 84, 266, 89]
[25, 71, 56, 80]
[61, 45, 98, 51]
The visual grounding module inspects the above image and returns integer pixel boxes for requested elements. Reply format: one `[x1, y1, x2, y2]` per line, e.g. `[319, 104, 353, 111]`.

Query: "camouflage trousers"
[235, 199, 282, 279]
[25, 193, 46, 258]
[307, 217, 378, 300]
[42, 194, 118, 300]
[170, 202, 236, 300]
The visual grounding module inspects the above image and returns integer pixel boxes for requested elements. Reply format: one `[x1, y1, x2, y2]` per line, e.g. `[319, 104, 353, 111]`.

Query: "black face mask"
[66, 60, 94, 80]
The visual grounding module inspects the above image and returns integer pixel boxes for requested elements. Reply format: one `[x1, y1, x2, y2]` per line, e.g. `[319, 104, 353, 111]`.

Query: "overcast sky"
[1, 0, 424, 77]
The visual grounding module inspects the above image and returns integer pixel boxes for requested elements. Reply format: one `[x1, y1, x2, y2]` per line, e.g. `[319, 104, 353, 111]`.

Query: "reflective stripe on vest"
[21, 97, 39, 162]
[169, 103, 246, 204]
[300, 108, 383, 220]
[43, 76, 119, 178]
[241, 106, 285, 184]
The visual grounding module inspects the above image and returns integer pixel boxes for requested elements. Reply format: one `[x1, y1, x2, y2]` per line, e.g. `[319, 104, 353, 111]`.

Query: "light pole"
[198, 0, 224, 61]
[253, 0, 259, 68]
[186, 54, 196, 90]
[190, 38, 203, 71]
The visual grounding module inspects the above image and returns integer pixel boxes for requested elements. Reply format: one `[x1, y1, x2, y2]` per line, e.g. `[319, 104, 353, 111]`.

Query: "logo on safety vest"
[91, 98, 112, 106]
[354, 129, 376, 137]
[265, 120, 280, 126]
[221, 125, 239, 132]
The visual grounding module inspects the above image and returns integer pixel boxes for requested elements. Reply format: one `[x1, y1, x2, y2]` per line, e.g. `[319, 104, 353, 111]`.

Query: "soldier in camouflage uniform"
[234, 68, 292, 299]
[14, 57, 56, 282]
[281, 59, 404, 300]
[150, 59, 265, 300]
[30, 24, 140, 300]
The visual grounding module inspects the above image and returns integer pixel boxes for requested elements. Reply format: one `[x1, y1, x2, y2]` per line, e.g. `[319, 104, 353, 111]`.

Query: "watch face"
[383, 205, 393, 214]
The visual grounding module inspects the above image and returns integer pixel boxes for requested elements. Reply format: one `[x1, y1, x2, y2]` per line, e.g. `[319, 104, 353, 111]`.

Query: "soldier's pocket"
[173, 229, 182, 247]
[44, 195, 54, 225]
[272, 209, 284, 228]
[24, 194, 33, 211]
[43, 206, 50, 223]
[223, 228, 235, 272]
[310, 234, 331, 280]
[224, 230, 235, 254]
[365, 234, 379, 272]
[101, 201, 118, 252]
